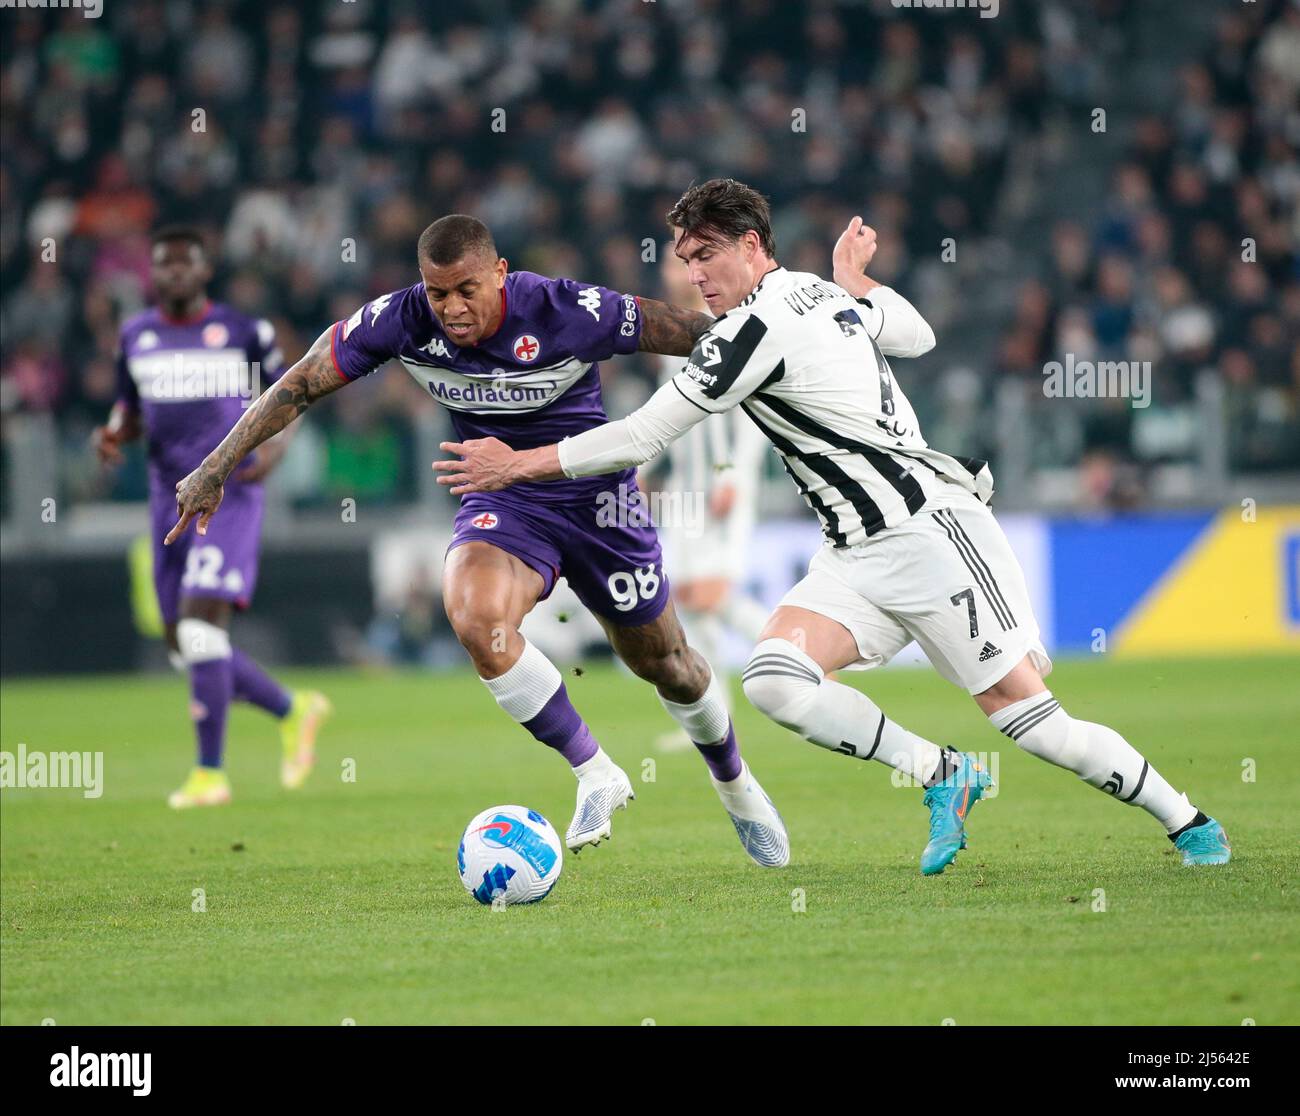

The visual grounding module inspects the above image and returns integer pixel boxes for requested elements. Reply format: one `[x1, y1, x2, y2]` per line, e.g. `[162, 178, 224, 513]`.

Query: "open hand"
[433, 438, 519, 495]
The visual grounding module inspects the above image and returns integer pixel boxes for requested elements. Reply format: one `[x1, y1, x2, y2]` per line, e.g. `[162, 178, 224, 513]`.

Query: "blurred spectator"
[1, 0, 1295, 519]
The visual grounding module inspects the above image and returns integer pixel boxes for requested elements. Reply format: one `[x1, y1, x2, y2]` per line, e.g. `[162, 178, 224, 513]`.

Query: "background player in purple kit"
[94, 227, 331, 809]
[167, 215, 789, 867]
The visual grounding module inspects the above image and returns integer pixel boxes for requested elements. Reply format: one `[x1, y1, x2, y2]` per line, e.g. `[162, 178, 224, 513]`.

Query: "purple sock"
[521, 683, 599, 767]
[695, 720, 743, 782]
[190, 658, 233, 769]
[231, 648, 292, 718]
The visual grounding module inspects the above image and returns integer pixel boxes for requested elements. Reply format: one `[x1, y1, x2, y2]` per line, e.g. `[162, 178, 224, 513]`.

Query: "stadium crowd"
[2, 0, 1296, 512]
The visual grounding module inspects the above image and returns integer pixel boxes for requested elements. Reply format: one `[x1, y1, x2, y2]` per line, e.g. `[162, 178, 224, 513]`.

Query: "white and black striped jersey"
[670, 267, 993, 548]
[656, 354, 768, 500]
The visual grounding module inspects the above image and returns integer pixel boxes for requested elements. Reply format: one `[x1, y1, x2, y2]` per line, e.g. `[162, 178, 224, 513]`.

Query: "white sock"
[658, 668, 731, 745]
[572, 749, 616, 779]
[741, 638, 943, 782]
[479, 638, 561, 722]
[989, 691, 1197, 832]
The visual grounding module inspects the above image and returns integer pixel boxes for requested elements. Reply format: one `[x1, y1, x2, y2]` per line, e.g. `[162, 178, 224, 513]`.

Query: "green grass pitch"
[2, 653, 1297, 1025]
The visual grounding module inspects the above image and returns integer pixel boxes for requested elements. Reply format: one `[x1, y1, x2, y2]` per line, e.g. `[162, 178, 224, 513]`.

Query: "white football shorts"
[777, 483, 1052, 694]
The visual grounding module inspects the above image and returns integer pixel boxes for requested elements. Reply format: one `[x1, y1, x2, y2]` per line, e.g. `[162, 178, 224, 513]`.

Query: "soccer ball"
[457, 805, 563, 906]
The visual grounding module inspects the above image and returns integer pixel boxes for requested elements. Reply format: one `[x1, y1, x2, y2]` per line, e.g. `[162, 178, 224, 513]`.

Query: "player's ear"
[493, 256, 508, 287]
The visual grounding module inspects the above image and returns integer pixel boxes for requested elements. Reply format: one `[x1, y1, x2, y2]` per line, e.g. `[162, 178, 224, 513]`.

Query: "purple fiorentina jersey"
[329, 270, 644, 503]
[116, 301, 286, 488]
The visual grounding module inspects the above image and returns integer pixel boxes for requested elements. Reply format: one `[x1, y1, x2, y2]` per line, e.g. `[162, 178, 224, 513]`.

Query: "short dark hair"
[417, 215, 498, 267]
[150, 224, 206, 255]
[666, 178, 776, 256]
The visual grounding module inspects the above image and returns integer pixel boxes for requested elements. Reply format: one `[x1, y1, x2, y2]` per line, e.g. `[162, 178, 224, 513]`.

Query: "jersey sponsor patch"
[682, 317, 769, 401]
[618, 295, 638, 337]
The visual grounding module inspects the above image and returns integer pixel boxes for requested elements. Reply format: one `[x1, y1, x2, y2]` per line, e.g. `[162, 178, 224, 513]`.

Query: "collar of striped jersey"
[738, 264, 785, 309]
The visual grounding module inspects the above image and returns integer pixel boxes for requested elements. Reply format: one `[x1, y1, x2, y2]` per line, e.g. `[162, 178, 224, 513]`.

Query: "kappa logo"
[577, 287, 602, 320]
[977, 641, 1002, 662]
[421, 336, 453, 359]
[343, 293, 393, 342]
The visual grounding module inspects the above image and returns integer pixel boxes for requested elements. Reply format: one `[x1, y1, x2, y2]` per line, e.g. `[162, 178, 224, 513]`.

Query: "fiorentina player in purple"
[167, 215, 788, 866]
[94, 226, 331, 809]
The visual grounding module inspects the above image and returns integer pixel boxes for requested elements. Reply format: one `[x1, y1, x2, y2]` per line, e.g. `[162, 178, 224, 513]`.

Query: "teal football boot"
[920, 752, 994, 876]
[1174, 817, 1231, 866]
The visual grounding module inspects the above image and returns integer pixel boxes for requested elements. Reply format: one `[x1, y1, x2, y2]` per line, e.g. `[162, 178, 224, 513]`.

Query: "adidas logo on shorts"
[978, 641, 1002, 662]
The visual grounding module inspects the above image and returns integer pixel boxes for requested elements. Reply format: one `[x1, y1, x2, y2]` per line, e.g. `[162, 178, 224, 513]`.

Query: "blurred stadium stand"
[1, 0, 1296, 672]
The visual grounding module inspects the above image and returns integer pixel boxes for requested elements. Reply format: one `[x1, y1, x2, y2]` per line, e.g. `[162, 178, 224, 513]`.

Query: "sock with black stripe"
[741, 638, 943, 783]
[988, 690, 1197, 833]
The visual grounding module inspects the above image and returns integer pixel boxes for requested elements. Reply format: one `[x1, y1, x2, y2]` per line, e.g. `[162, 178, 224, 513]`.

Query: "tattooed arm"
[165, 327, 346, 542]
[635, 297, 713, 357]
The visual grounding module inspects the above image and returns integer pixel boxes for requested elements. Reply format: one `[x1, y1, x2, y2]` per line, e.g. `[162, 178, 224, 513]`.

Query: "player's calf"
[609, 610, 789, 867]
[476, 637, 632, 850]
[172, 617, 234, 803]
[741, 639, 944, 783]
[659, 667, 789, 867]
[988, 691, 1229, 866]
[744, 638, 998, 874]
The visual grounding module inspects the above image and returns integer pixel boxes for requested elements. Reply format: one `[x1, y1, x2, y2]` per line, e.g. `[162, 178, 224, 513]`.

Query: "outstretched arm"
[165, 326, 346, 542]
[635, 297, 712, 356]
[433, 380, 710, 495]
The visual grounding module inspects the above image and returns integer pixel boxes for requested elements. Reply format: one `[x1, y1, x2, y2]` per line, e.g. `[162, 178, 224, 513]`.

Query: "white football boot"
[711, 761, 790, 867]
[566, 752, 634, 852]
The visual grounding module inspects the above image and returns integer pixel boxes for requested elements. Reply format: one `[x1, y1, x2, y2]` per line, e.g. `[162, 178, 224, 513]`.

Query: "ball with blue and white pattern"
[457, 805, 564, 905]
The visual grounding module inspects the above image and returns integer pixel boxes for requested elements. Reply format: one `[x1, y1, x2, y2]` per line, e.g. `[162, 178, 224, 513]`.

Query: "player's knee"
[626, 644, 695, 693]
[175, 618, 231, 664]
[447, 609, 516, 668]
[742, 639, 822, 730]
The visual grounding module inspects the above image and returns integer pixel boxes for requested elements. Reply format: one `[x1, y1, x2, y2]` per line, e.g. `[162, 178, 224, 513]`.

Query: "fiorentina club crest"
[512, 334, 540, 363]
[202, 322, 229, 348]
[471, 511, 499, 530]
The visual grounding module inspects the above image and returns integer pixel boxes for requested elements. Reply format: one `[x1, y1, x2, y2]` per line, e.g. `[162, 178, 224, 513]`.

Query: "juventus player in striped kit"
[652, 256, 771, 752]
[435, 179, 1231, 874]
